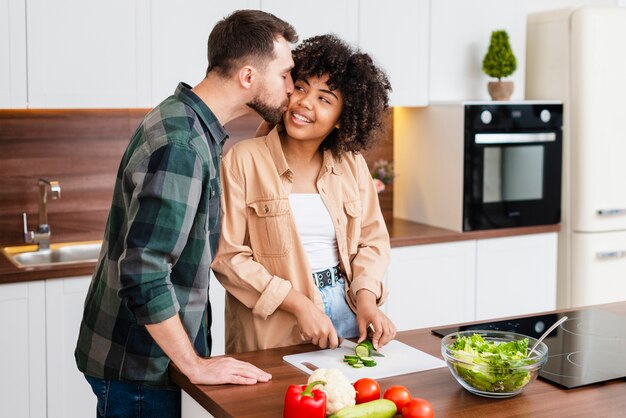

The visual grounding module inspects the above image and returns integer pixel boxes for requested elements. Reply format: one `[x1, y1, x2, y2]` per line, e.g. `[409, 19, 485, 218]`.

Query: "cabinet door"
[0, 0, 27, 107]
[359, 0, 429, 106]
[209, 271, 225, 356]
[46, 276, 95, 418]
[386, 241, 476, 331]
[570, 7, 626, 232]
[262, 0, 358, 45]
[0, 281, 46, 418]
[571, 230, 626, 306]
[475, 233, 557, 320]
[150, 0, 261, 106]
[26, 0, 150, 107]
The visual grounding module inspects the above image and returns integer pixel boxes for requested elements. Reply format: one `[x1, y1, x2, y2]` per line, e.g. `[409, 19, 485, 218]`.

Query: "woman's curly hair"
[291, 34, 391, 154]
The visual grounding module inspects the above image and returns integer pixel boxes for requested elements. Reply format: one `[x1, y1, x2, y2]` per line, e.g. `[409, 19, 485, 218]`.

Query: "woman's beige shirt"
[212, 127, 390, 354]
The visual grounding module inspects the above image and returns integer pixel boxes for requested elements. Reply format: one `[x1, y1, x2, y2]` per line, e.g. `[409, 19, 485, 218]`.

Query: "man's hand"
[186, 356, 271, 385]
[355, 289, 397, 350]
[145, 315, 271, 386]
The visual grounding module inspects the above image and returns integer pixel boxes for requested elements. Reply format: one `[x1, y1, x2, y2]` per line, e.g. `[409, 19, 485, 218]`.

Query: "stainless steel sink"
[1, 240, 102, 269]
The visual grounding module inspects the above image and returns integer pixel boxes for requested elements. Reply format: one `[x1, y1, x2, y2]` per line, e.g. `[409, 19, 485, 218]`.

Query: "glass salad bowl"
[441, 330, 548, 398]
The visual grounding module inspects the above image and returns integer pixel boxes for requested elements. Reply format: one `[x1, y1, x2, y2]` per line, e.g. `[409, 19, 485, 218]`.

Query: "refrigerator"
[526, 6, 626, 308]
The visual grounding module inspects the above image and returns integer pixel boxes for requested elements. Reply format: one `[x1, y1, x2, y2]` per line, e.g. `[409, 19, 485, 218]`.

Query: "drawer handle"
[597, 208, 626, 216]
[596, 251, 626, 259]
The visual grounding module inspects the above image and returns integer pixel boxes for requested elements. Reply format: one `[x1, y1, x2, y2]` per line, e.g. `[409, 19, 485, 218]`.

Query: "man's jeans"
[85, 375, 181, 418]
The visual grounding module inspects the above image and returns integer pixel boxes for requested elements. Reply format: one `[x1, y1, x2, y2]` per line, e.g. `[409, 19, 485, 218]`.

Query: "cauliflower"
[308, 368, 356, 415]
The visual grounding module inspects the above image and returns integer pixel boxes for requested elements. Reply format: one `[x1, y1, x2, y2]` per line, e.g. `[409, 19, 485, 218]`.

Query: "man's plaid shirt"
[75, 83, 227, 388]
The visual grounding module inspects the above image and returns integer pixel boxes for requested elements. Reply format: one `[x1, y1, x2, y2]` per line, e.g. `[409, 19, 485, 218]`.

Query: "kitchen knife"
[339, 339, 385, 357]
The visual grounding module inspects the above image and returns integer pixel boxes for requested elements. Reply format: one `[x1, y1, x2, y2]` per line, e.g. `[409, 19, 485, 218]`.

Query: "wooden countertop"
[387, 218, 559, 247]
[0, 212, 559, 285]
[171, 301, 626, 418]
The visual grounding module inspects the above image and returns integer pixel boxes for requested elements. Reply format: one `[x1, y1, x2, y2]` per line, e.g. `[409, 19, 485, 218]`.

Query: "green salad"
[447, 333, 533, 393]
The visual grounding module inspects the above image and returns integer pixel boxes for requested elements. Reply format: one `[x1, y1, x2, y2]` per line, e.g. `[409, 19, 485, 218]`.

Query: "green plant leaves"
[482, 30, 517, 80]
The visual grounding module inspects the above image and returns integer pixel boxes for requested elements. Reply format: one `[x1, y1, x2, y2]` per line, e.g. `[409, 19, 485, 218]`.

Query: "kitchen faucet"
[22, 178, 61, 250]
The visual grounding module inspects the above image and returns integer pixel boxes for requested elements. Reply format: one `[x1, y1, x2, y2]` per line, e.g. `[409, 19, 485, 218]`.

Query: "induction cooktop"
[431, 308, 626, 388]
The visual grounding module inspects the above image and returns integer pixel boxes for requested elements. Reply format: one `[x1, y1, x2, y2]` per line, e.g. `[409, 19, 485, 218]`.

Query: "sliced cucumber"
[363, 360, 377, 367]
[351, 362, 365, 368]
[355, 344, 370, 358]
[343, 355, 360, 361]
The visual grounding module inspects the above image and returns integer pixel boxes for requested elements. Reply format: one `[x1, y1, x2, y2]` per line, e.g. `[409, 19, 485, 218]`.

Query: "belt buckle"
[313, 266, 339, 289]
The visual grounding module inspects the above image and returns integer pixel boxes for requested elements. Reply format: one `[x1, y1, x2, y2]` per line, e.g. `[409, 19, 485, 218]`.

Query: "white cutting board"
[283, 340, 445, 382]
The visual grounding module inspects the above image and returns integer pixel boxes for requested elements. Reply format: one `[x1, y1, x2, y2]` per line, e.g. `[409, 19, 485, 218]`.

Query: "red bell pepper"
[283, 380, 327, 418]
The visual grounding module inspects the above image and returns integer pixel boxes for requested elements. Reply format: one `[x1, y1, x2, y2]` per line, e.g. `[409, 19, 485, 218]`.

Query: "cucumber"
[344, 355, 360, 361]
[329, 399, 397, 418]
[355, 344, 370, 358]
[363, 360, 377, 367]
[351, 362, 364, 368]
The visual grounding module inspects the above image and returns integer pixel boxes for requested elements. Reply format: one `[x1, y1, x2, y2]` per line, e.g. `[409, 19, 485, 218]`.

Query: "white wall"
[429, 0, 618, 102]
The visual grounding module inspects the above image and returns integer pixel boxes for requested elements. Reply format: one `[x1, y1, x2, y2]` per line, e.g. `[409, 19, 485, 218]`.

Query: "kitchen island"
[171, 301, 626, 418]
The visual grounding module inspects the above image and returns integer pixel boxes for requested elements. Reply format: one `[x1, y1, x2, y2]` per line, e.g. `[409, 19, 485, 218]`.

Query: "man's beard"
[247, 95, 287, 125]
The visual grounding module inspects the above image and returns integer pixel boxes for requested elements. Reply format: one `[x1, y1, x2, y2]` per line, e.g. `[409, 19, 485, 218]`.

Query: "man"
[75, 10, 297, 417]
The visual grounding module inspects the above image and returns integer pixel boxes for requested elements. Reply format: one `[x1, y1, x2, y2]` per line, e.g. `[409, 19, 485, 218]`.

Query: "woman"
[212, 34, 396, 354]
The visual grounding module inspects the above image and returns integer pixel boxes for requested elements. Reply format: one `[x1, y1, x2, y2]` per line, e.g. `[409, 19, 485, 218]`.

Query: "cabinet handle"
[597, 208, 626, 216]
[596, 251, 626, 259]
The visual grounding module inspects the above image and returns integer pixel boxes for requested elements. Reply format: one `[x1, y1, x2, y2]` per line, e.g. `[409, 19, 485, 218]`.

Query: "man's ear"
[238, 66, 255, 89]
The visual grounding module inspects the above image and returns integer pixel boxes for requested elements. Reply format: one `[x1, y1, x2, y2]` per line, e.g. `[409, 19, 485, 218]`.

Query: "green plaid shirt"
[75, 83, 227, 388]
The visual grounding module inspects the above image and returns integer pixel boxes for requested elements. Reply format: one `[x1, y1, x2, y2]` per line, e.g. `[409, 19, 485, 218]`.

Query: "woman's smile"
[290, 111, 313, 124]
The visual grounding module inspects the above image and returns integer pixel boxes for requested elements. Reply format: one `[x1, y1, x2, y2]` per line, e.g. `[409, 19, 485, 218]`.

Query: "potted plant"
[482, 30, 517, 100]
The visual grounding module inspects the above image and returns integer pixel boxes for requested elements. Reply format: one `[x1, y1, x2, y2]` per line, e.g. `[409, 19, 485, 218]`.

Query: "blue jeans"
[320, 278, 360, 339]
[85, 375, 180, 418]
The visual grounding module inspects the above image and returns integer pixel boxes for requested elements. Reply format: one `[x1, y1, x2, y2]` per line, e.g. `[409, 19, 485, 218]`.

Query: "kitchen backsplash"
[0, 110, 393, 244]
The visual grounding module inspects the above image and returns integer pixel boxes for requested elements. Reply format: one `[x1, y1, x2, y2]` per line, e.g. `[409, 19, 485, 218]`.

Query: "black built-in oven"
[463, 103, 563, 231]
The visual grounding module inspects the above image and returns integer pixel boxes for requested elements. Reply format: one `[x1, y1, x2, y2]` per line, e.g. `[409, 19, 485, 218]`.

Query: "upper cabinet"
[0, 0, 27, 108]
[261, 0, 359, 46]
[360, 0, 429, 107]
[150, 0, 261, 106]
[262, 0, 429, 107]
[5, 1, 430, 108]
[26, 0, 151, 108]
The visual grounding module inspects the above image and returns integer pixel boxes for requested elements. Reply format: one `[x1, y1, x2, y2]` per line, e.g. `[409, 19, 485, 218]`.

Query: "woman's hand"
[282, 288, 339, 349]
[355, 289, 397, 350]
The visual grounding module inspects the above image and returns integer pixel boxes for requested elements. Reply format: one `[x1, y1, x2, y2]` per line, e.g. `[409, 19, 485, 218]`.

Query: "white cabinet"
[26, 0, 151, 108]
[359, 0, 429, 107]
[387, 232, 558, 329]
[9, 1, 430, 108]
[150, 0, 261, 106]
[475, 233, 557, 320]
[0, 0, 27, 107]
[0, 281, 47, 418]
[209, 271, 225, 356]
[386, 240, 476, 331]
[0, 271, 225, 418]
[261, 0, 359, 46]
[571, 230, 626, 307]
[45, 275, 95, 418]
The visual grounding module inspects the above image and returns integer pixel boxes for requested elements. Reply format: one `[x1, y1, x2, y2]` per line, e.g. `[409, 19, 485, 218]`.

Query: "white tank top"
[288, 193, 340, 272]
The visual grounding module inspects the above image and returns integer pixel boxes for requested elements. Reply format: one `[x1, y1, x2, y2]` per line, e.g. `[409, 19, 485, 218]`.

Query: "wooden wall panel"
[0, 109, 393, 245]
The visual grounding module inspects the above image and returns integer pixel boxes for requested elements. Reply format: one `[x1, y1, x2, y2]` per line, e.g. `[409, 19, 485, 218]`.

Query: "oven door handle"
[474, 132, 556, 144]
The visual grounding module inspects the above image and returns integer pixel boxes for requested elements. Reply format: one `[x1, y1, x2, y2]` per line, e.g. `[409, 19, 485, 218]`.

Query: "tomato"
[383, 385, 412, 411]
[353, 378, 381, 404]
[402, 398, 434, 418]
